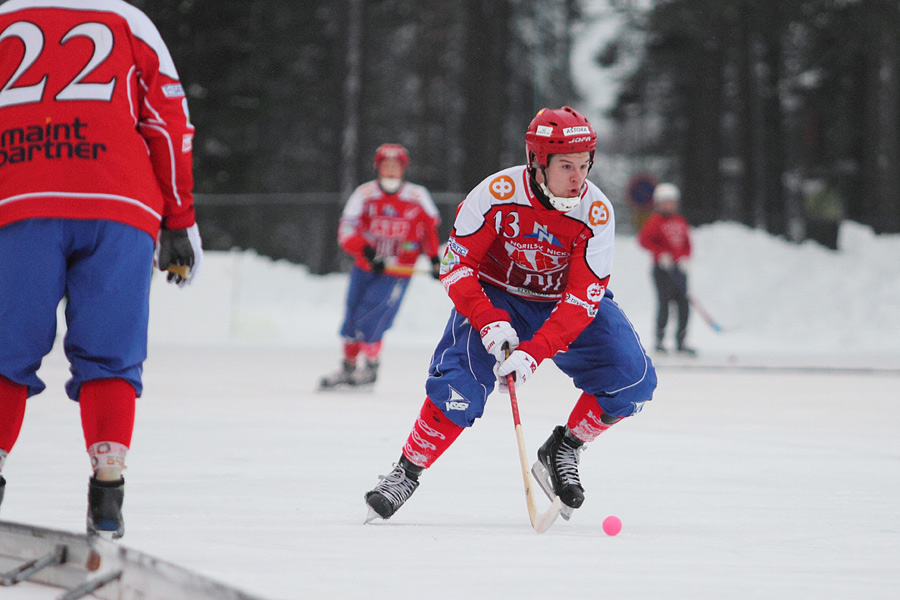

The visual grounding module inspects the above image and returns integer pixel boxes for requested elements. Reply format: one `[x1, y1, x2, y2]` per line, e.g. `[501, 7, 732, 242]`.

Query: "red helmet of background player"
[525, 106, 597, 171]
[373, 144, 410, 172]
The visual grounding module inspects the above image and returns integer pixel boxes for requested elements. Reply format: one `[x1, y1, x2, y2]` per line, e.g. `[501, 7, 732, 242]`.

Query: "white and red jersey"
[638, 211, 692, 263]
[441, 165, 616, 364]
[338, 179, 441, 277]
[0, 0, 195, 238]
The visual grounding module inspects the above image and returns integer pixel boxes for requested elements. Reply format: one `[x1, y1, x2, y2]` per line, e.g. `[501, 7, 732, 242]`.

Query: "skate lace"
[375, 464, 418, 507]
[555, 443, 583, 487]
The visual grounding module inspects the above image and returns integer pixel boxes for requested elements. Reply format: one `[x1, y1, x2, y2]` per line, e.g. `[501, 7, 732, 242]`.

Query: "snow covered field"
[3, 221, 899, 599]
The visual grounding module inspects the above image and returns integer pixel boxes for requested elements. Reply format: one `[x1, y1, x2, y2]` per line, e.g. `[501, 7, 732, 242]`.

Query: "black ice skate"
[87, 476, 125, 539]
[352, 360, 379, 387]
[655, 333, 667, 354]
[364, 456, 423, 522]
[0, 475, 6, 511]
[532, 425, 585, 521]
[319, 359, 356, 390]
[676, 341, 697, 356]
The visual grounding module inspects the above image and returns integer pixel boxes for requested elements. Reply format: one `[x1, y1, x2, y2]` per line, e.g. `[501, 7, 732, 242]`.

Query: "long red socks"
[566, 392, 621, 443]
[0, 376, 28, 454]
[79, 378, 136, 449]
[402, 397, 465, 468]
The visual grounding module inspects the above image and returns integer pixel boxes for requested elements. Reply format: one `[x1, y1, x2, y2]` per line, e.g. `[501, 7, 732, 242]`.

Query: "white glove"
[494, 350, 538, 394]
[157, 223, 203, 287]
[480, 321, 519, 363]
[657, 253, 673, 268]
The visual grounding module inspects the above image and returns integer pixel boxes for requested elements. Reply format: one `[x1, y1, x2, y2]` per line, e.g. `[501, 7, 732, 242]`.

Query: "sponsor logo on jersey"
[564, 292, 598, 318]
[535, 125, 553, 137]
[162, 83, 185, 98]
[523, 222, 563, 248]
[563, 126, 591, 136]
[447, 238, 469, 257]
[586, 282, 605, 302]
[0, 118, 106, 168]
[489, 175, 515, 200]
[182, 133, 193, 153]
[588, 200, 610, 226]
[504, 239, 568, 272]
[509, 286, 561, 299]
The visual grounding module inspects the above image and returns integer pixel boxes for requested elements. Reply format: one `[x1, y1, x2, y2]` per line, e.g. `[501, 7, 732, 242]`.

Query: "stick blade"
[532, 496, 562, 533]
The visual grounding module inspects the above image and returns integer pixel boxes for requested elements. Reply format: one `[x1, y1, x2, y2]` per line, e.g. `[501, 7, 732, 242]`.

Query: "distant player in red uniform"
[638, 183, 695, 355]
[364, 107, 657, 523]
[0, 0, 201, 538]
[320, 144, 441, 389]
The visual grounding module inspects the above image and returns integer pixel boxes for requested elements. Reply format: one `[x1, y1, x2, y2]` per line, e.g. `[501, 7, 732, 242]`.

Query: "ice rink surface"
[3, 343, 898, 599]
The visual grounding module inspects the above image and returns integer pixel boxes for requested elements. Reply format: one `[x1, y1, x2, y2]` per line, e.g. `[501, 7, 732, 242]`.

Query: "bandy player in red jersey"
[365, 107, 657, 523]
[0, 0, 201, 538]
[320, 144, 441, 389]
[638, 182, 696, 354]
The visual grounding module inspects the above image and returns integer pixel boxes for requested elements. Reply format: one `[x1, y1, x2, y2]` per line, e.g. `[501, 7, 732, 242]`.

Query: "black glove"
[430, 255, 441, 280]
[362, 245, 385, 274]
[158, 227, 196, 285]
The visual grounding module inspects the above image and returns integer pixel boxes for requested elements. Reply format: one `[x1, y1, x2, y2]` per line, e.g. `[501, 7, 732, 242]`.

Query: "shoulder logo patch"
[489, 175, 516, 201]
[588, 200, 610, 226]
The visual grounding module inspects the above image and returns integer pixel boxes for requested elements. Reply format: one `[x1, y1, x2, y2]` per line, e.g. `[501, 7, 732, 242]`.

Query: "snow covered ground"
[2, 221, 899, 599]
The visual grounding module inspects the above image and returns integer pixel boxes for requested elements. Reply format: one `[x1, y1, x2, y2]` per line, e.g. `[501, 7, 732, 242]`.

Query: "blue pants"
[425, 284, 657, 427]
[0, 219, 154, 400]
[339, 266, 411, 343]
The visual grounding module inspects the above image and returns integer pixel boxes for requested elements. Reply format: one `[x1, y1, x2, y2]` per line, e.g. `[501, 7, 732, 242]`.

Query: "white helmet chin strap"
[539, 182, 584, 211]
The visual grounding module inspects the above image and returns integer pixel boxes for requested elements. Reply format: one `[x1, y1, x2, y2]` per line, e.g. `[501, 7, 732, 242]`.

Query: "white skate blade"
[364, 506, 383, 524]
[531, 461, 573, 521]
[531, 461, 555, 500]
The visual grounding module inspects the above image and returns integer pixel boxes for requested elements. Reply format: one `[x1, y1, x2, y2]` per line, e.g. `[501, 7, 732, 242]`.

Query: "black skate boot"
[676, 340, 697, 356]
[87, 476, 125, 539]
[532, 425, 585, 520]
[320, 359, 356, 390]
[352, 359, 379, 386]
[654, 333, 667, 354]
[0, 475, 6, 511]
[364, 456, 423, 522]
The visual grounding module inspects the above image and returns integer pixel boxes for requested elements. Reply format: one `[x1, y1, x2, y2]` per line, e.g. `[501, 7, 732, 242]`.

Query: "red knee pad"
[0, 376, 28, 453]
[79, 378, 136, 449]
[402, 397, 465, 468]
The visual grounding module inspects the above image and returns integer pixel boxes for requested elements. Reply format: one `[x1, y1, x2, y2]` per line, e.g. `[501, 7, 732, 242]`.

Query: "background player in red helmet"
[638, 182, 695, 354]
[320, 144, 441, 389]
[0, 0, 201, 538]
[364, 107, 657, 523]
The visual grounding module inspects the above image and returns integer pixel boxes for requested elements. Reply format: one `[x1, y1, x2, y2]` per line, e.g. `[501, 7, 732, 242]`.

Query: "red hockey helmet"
[525, 106, 597, 170]
[373, 143, 410, 171]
